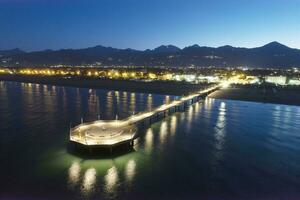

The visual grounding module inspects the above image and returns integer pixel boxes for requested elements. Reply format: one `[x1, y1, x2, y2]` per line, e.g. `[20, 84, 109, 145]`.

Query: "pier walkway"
[69, 85, 219, 149]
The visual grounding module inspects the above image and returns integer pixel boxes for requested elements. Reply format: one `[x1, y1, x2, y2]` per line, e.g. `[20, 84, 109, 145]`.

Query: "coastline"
[209, 85, 300, 106]
[2, 75, 300, 106]
[0, 74, 212, 96]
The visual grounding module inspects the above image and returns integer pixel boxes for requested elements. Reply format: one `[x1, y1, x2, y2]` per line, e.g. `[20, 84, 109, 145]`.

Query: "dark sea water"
[1, 81, 300, 200]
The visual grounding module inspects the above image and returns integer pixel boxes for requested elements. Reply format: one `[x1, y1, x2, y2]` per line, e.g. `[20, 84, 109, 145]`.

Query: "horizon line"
[1, 41, 297, 53]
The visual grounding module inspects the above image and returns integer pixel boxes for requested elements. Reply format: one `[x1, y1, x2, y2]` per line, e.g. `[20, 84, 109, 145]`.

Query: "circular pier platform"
[70, 120, 137, 148]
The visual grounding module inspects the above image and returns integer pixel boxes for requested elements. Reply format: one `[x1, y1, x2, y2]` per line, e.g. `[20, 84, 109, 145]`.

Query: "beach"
[209, 85, 300, 106]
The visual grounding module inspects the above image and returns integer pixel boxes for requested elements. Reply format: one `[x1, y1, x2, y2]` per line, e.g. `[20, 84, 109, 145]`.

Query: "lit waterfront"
[1, 66, 300, 85]
[1, 81, 300, 199]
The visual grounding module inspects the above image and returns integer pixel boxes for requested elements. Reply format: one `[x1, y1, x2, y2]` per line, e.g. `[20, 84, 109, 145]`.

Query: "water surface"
[1, 81, 300, 200]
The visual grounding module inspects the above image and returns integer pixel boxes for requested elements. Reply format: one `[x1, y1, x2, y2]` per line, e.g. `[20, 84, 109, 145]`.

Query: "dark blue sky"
[1, 0, 300, 51]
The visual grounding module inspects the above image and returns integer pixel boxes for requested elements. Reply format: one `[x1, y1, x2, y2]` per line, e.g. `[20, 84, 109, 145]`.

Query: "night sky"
[1, 0, 300, 51]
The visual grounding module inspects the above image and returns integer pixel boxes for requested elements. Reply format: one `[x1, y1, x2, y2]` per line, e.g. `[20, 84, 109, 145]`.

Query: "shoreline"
[209, 86, 300, 106]
[2, 75, 300, 106]
[0, 74, 212, 96]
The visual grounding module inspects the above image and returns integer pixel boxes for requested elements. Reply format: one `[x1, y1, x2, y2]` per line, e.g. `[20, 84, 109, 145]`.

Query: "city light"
[0, 66, 299, 86]
[221, 81, 230, 89]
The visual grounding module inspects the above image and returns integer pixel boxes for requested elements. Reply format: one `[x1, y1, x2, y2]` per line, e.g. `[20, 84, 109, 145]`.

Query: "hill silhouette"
[1, 42, 300, 68]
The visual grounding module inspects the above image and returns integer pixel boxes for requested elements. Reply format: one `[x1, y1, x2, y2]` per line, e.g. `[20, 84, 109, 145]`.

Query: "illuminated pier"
[69, 85, 220, 152]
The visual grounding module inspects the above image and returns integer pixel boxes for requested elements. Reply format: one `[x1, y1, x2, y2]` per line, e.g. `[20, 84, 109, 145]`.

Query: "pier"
[69, 85, 220, 151]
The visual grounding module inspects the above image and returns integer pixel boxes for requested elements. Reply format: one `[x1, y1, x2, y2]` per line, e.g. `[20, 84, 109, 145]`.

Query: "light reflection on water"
[68, 161, 81, 188]
[125, 159, 136, 183]
[81, 168, 97, 195]
[215, 102, 226, 142]
[214, 101, 227, 162]
[130, 93, 136, 113]
[0, 81, 176, 123]
[159, 121, 168, 144]
[2, 81, 300, 199]
[145, 128, 154, 152]
[147, 94, 153, 111]
[170, 115, 177, 135]
[115, 91, 120, 107]
[186, 105, 194, 132]
[104, 166, 119, 195]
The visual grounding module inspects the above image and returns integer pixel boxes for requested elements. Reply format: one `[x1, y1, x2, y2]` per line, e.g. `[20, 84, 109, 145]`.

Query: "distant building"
[288, 78, 300, 85]
[172, 74, 196, 82]
[246, 76, 260, 84]
[197, 76, 219, 83]
[265, 76, 287, 85]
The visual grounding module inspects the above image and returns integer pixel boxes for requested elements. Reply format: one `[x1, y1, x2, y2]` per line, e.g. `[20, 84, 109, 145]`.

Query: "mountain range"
[1, 42, 300, 68]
